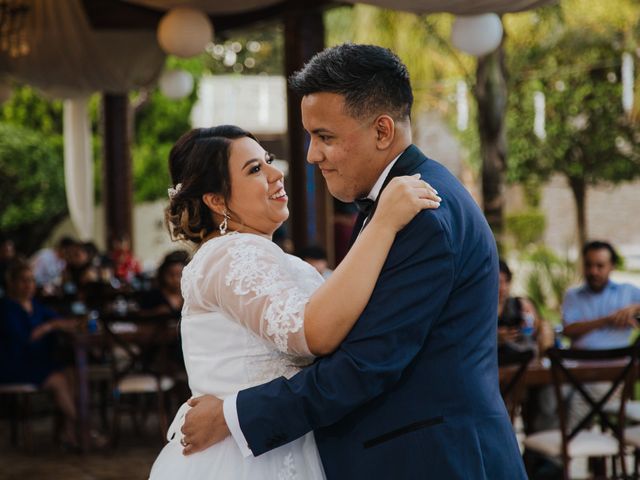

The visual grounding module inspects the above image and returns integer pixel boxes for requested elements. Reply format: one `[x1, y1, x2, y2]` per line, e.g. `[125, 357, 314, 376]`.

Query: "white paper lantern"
[159, 69, 194, 99]
[157, 7, 213, 58]
[0, 83, 12, 104]
[451, 14, 503, 57]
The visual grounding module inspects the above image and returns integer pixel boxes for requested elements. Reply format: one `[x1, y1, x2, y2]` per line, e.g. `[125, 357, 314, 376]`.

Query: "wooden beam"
[82, 0, 163, 30]
[102, 93, 133, 251]
[82, 0, 334, 34]
[284, 1, 332, 255]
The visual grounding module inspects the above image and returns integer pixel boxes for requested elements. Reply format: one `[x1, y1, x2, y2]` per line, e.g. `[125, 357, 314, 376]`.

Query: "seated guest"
[272, 226, 294, 254]
[82, 241, 111, 277]
[498, 260, 526, 345]
[562, 240, 640, 348]
[298, 245, 333, 279]
[333, 199, 358, 265]
[562, 241, 640, 429]
[138, 251, 188, 317]
[108, 234, 141, 285]
[498, 260, 556, 435]
[498, 260, 553, 353]
[0, 234, 15, 296]
[30, 236, 75, 294]
[61, 242, 99, 298]
[0, 258, 78, 446]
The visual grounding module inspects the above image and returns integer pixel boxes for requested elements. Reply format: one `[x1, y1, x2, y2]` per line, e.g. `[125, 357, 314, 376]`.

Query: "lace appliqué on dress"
[225, 241, 308, 354]
[244, 342, 302, 385]
[277, 452, 298, 480]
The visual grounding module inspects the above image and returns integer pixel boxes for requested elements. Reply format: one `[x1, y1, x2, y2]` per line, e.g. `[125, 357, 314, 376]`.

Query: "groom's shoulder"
[414, 154, 491, 240]
[415, 160, 476, 218]
[419, 155, 463, 189]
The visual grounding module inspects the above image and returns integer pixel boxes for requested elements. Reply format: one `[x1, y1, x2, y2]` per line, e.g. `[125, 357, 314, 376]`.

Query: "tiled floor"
[0, 417, 162, 480]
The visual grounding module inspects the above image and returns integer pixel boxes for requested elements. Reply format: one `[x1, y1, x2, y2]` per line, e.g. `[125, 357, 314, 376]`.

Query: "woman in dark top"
[497, 260, 554, 352]
[0, 258, 78, 445]
[138, 252, 188, 317]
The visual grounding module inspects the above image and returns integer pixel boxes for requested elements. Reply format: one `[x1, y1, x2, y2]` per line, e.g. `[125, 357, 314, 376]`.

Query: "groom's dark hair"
[289, 44, 413, 122]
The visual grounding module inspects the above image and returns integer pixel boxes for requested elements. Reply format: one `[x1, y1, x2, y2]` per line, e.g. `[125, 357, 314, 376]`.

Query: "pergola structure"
[0, 0, 554, 256]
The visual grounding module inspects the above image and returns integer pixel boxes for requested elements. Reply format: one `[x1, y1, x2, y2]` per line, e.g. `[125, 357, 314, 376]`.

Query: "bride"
[149, 125, 440, 479]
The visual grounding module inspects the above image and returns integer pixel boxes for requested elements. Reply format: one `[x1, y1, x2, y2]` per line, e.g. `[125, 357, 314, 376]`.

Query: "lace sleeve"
[196, 234, 314, 358]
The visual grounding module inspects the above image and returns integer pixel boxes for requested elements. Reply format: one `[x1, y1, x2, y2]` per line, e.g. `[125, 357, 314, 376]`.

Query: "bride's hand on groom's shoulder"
[180, 395, 230, 455]
[373, 174, 441, 233]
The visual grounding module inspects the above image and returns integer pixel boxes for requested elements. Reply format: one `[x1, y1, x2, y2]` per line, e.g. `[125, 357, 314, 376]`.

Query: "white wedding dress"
[149, 232, 327, 480]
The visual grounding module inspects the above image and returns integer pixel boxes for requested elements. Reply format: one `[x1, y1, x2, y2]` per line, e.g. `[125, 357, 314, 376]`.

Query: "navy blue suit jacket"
[237, 145, 526, 479]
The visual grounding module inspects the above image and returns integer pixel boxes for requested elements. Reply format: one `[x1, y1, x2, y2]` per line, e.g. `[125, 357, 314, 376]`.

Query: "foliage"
[132, 141, 175, 202]
[130, 29, 287, 202]
[504, 0, 640, 244]
[132, 85, 196, 202]
[0, 122, 67, 254]
[4, 0, 639, 256]
[326, 6, 473, 114]
[0, 85, 105, 251]
[0, 84, 63, 135]
[203, 22, 284, 75]
[325, 5, 481, 170]
[505, 209, 546, 249]
[522, 245, 579, 324]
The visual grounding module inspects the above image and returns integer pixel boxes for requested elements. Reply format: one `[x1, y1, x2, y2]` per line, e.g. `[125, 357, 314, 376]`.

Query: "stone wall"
[506, 174, 640, 268]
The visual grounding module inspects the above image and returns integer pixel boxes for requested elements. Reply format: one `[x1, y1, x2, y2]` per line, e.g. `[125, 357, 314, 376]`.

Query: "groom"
[181, 44, 526, 479]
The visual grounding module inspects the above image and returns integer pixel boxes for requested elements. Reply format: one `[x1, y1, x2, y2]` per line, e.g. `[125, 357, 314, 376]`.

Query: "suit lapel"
[347, 145, 427, 248]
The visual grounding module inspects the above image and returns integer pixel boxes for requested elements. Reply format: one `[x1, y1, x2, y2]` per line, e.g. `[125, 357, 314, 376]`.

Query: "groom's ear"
[374, 115, 395, 150]
[202, 193, 226, 217]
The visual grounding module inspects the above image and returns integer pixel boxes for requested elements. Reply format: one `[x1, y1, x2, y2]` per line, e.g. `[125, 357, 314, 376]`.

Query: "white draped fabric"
[63, 97, 94, 241]
[0, 0, 165, 243]
[126, 0, 555, 15]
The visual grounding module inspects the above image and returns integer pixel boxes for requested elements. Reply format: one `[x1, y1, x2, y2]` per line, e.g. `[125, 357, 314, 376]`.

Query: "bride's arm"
[197, 175, 439, 359]
[304, 175, 440, 355]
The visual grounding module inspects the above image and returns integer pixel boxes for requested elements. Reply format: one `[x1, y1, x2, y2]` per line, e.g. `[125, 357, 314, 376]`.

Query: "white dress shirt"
[359, 154, 400, 230]
[222, 152, 403, 457]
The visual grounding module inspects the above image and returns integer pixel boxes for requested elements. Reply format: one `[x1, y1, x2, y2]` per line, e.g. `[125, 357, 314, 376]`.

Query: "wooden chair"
[101, 313, 178, 446]
[0, 383, 40, 450]
[523, 344, 639, 480]
[603, 362, 640, 477]
[498, 348, 535, 422]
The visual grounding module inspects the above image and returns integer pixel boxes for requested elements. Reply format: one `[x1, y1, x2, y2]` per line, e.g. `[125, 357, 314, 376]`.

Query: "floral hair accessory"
[168, 183, 182, 199]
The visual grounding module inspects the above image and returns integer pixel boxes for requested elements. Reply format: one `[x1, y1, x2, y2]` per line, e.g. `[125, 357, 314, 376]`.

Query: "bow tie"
[354, 198, 374, 216]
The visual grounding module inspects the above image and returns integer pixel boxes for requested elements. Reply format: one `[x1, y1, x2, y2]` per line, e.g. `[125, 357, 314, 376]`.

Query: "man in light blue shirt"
[563, 241, 640, 349]
[562, 241, 640, 430]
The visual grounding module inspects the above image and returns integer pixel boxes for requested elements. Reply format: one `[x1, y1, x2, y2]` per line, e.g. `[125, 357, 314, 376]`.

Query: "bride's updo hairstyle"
[165, 125, 257, 244]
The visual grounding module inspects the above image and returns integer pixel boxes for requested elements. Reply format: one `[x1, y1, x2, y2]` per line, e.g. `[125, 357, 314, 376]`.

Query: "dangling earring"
[219, 210, 230, 235]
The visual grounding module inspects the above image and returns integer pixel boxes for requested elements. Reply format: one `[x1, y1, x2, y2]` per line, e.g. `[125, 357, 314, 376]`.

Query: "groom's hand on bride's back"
[181, 395, 230, 455]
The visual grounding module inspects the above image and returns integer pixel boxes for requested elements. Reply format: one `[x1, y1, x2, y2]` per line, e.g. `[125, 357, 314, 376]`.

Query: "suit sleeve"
[236, 211, 455, 455]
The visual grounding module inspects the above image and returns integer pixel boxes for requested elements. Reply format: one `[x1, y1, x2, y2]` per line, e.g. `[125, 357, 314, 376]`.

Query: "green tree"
[132, 88, 195, 202]
[326, 6, 473, 111]
[0, 84, 63, 135]
[505, 0, 640, 249]
[0, 123, 67, 254]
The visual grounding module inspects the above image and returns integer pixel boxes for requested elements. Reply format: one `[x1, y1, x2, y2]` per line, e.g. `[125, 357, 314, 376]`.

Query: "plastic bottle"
[87, 310, 99, 333]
